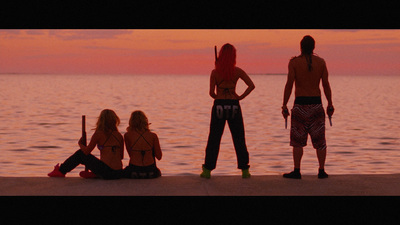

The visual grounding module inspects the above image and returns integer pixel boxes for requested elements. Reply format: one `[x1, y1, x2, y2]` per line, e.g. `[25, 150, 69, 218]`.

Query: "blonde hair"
[95, 109, 120, 133]
[127, 110, 150, 132]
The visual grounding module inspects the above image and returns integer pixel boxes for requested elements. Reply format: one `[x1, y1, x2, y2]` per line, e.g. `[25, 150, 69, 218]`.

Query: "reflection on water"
[0, 74, 399, 177]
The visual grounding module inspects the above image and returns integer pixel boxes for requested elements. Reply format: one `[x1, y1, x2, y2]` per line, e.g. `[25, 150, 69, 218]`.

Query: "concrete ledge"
[1, 174, 400, 196]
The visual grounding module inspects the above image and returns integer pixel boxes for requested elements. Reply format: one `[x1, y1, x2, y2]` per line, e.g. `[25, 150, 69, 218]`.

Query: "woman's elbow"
[209, 91, 216, 98]
[156, 150, 162, 160]
[249, 83, 255, 91]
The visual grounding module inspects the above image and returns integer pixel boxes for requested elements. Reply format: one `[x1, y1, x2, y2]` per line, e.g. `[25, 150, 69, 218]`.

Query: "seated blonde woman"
[123, 110, 162, 179]
[48, 109, 124, 179]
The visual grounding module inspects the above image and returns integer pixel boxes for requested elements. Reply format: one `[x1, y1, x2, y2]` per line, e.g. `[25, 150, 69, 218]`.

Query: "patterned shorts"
[290, 104, 327, 150]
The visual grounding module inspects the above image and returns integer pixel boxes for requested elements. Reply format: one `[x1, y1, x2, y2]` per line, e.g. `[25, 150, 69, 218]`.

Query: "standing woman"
[201, 43, 255, 179]
[123, 110, 162, 179]
[48, 109, 124, 179]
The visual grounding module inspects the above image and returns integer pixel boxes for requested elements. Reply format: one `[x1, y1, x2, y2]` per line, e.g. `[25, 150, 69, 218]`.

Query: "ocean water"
[0, 74, 399, 177]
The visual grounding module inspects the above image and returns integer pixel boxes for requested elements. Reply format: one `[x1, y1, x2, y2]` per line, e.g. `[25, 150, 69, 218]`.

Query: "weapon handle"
[214, 46, 217, 62]
[82, 115, 88, 171]
[82, 115, 87, 146]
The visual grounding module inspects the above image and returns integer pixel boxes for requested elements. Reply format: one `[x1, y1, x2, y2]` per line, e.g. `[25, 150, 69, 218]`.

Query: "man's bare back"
[283, 55, 332, 108]
[289, 55, 328, 97]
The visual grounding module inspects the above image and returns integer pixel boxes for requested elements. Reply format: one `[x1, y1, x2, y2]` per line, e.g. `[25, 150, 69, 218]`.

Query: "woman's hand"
[234, 93, 242, 100]
[78, 137, 83, 146]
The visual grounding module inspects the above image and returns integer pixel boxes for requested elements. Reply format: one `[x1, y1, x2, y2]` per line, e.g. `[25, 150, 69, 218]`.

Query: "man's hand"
[327, 105, 334, 117]
[282, 106, 290, 119]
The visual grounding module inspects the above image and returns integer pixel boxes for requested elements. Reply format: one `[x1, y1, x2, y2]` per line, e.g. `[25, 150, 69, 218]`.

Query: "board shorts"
[290, 97, 327, 151]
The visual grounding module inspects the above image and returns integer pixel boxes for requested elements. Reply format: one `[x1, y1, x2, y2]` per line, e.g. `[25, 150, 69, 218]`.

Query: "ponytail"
[300, 35, 315, 72]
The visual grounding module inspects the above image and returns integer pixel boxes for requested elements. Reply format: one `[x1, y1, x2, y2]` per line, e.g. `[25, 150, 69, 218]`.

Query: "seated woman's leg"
[59, 149, 87, 174]
[59, 149, 121, 179]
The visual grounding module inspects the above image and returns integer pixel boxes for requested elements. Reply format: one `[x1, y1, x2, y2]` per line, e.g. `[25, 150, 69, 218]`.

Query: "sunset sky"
[0, 29, 399, 76]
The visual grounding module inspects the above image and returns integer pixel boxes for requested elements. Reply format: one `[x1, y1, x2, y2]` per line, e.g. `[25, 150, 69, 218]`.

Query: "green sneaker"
[200, 166, 211, 179]
[242, 169, 251, 178]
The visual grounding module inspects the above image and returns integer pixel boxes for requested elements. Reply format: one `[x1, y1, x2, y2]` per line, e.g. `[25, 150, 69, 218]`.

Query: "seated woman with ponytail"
[123, 110, 162, 179]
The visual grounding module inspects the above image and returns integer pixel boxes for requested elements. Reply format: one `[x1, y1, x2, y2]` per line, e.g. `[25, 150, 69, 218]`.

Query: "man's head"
[300, 35, 315, 55]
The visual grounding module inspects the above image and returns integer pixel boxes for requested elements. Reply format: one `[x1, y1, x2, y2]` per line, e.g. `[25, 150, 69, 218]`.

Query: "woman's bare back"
[210, 67, 255, 100]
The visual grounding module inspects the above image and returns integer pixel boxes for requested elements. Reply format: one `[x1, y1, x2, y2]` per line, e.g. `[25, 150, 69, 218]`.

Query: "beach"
[2, 174, 400, 196]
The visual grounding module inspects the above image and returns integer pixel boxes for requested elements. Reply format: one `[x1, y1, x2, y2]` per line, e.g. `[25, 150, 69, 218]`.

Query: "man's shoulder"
[289, 55, 299, 62]
[313, 55, 326, 62]
[289, 56, 302, 66]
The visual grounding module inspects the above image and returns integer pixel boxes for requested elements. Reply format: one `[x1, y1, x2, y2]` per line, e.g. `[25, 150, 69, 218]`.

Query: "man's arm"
[283, 62, 295, 108]
[321, 61, 334, 116]
[282, 61, 295, 118]
[321, 70, 332, 106]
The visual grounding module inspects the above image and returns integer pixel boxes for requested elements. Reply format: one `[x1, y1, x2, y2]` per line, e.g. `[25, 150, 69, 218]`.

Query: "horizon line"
[0, 72, 288, 76]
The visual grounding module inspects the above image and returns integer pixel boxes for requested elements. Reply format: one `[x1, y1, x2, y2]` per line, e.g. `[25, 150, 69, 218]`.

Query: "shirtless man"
[282, 35, 334, 179]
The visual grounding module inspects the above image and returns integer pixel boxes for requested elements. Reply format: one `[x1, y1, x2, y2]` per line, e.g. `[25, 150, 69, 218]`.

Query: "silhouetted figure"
[122, 110, 162, 179]
[201, 43, 255, 179]
[48, 109, 124, 179]
[282, 35, 334, 179]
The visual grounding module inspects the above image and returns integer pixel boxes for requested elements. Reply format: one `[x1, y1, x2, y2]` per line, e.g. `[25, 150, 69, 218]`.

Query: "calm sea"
[0, 74, 399, 177]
